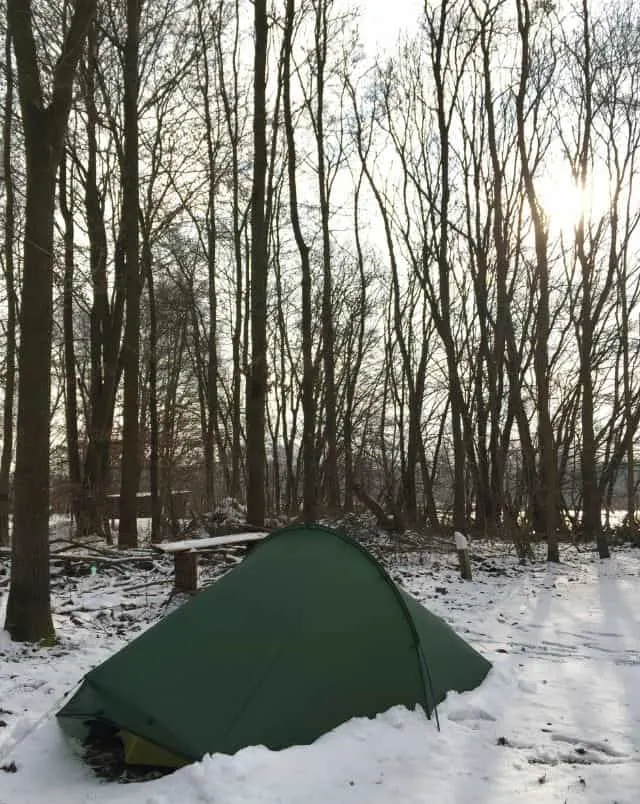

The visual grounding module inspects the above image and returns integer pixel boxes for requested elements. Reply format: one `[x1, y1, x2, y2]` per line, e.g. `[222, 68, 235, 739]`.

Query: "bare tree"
[515, 0, 560, 561]
[310, 0, 342, 512]
[213, 0, 250, 501]
[59, 142, 82, 528]
[0, 16, 16, 548]
[282, 0, 317, 521]
[118, 0, 142, 547]
[73, 14, 124, 542]
[5, 0, 97, 642]
[246, 0, 268, 526]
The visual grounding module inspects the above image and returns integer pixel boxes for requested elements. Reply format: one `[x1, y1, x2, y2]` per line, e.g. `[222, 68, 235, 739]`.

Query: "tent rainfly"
[57, 524, 491, 767]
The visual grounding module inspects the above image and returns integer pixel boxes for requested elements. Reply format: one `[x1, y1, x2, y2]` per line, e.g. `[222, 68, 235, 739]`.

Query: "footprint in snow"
[447, 705, 496, 724]
[551, 733, 629, 759]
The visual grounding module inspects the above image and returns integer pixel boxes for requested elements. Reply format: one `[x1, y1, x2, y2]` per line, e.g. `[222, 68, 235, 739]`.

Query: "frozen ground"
[1, 526, 639, 803]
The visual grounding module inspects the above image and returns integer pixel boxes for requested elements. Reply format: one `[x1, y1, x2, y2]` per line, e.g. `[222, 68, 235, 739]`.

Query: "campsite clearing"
[1, 523, 640, 802]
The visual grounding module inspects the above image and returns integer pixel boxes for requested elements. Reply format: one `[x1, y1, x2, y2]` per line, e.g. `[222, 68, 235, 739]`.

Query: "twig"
[116, 578, 171, 594]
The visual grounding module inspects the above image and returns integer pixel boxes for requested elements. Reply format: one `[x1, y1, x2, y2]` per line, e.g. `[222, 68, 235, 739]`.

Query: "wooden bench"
[154, 532, 268, 592]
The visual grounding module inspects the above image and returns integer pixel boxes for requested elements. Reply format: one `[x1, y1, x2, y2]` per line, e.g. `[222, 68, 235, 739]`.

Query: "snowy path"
[1, 541, 639, 803]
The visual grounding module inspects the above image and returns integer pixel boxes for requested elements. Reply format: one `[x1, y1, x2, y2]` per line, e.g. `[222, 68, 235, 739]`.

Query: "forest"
[1, 0, 640, 641]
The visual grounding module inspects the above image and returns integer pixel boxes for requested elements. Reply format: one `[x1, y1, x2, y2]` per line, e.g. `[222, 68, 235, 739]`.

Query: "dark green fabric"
[58, 524, 490, 762]
[400, 590, 492, 704]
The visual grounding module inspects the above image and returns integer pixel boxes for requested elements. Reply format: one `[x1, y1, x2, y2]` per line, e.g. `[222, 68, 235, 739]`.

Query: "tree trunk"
[515, 0, 559, 562]
[283, 0, 316, 522]
[5, 0, 97, 642]
[574, 0, 608, 558]
[5, 146, 58, 641]
[478, 8, 509, 538]
[0, 21, 16, 548]
[342, 176, 367, 512]
[314, 0, 339, 513]
[144, 234, 161, 542]
[215, 7, 244, 501]
[430, 1, 470, 534]
[119, 0, 141, 548]
[620, 249, 635, 528]
[79, 19, 122, 542]
[246, 0, 268, 527]
[59, 148, 82, 527]
[195, 0, 219, 510]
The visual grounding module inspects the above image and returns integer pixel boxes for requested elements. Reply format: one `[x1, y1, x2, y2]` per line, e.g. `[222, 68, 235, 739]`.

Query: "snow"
[154, 531, 267, 553]
[1, 529, 640, 803]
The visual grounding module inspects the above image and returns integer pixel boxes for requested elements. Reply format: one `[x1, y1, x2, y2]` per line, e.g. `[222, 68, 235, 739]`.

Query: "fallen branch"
[52, 554, 157, 566]
[352, 483, 404, 532]
[50, 537, 116, 556]
[116, 578, 172, 594]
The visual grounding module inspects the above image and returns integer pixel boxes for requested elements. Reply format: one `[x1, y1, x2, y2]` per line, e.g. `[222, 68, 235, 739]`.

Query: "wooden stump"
[174, 550, 198, 592]
[454, 531, 472, 581]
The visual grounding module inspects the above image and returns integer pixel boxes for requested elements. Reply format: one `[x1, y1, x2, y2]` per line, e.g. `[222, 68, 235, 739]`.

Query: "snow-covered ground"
[1, 528, 639, 803]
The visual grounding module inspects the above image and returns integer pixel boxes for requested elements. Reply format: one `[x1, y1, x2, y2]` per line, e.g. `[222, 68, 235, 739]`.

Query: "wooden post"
[454, 531, 472, 581]
[174, 550, 198, 592]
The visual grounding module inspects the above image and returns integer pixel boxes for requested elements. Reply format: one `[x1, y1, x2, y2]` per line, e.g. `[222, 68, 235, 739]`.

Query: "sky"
[358, 0, 424, 53]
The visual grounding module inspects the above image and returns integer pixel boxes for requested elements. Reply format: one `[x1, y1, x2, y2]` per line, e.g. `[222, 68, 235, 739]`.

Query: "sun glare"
[537, 167, 611, 239]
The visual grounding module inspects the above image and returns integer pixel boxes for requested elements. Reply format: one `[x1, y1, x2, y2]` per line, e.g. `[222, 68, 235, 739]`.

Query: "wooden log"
[454, 531, 472, 581]
[155, 532, 267, 553]
[174, 550, 198, 592]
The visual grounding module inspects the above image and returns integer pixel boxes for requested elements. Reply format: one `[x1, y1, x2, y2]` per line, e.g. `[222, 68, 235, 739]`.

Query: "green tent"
[57, 524, 490, 767]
